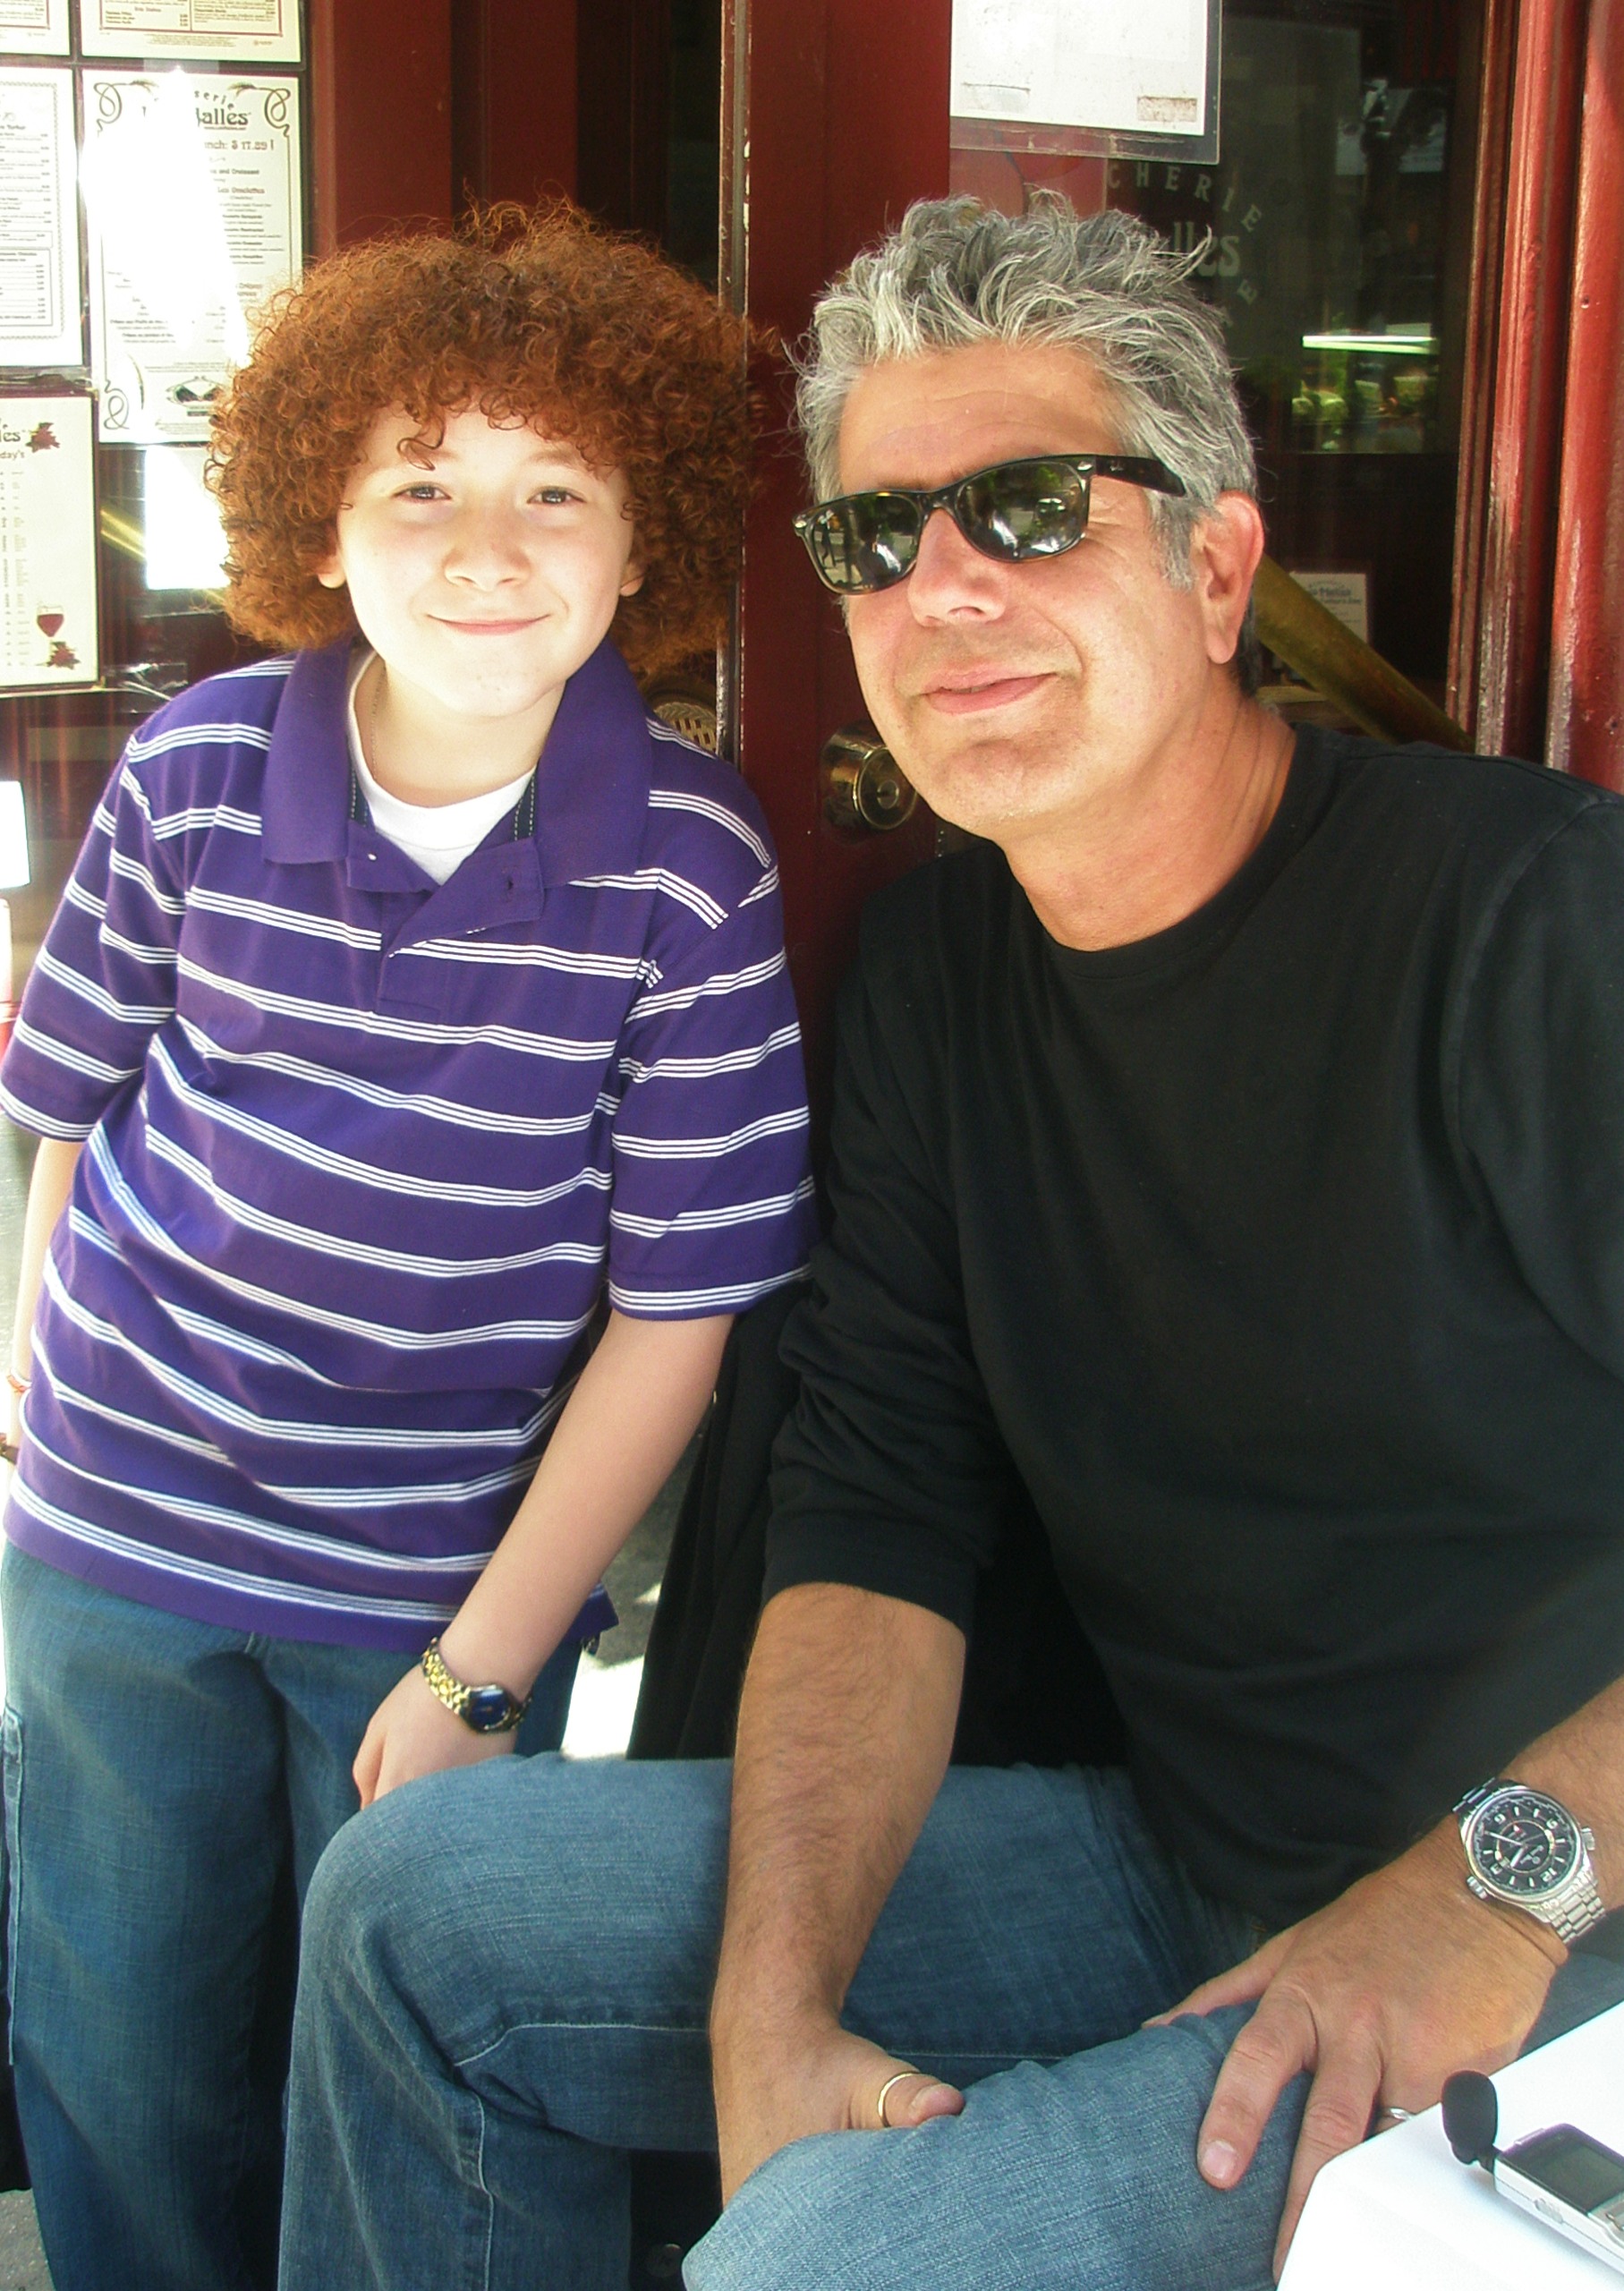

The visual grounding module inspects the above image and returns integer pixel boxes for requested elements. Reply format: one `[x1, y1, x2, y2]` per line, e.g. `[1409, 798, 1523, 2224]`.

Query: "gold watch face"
[1469, 1792, 1582, 1902]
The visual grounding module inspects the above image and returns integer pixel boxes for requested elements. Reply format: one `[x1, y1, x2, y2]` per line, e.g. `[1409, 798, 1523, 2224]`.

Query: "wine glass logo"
[36, 613, 77, 669]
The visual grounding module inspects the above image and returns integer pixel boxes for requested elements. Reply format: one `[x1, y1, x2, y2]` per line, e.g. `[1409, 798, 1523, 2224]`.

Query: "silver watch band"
[1545, 1865, 1609, 1946]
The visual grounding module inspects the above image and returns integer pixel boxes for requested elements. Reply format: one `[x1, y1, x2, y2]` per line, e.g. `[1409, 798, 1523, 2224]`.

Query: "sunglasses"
[794, 453, 1187, 595]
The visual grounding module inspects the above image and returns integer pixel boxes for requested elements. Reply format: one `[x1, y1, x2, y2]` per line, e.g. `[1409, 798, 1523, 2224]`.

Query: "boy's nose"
[445, 507, 529, 585]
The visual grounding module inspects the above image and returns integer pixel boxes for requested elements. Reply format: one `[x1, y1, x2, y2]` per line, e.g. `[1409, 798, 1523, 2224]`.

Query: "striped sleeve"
[607, 861, 818, 1316]
[1, 747, 183, 1138]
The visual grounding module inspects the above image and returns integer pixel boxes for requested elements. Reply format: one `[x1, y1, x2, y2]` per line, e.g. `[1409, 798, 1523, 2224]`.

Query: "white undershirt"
[344, 654, 535, 886]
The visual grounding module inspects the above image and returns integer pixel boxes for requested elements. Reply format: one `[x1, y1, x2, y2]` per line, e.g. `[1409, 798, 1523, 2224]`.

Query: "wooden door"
[721, 1, 949, 1121]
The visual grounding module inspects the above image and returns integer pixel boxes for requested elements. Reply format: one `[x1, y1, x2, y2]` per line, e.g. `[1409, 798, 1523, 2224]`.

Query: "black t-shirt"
[766, 728, 1624, 1931]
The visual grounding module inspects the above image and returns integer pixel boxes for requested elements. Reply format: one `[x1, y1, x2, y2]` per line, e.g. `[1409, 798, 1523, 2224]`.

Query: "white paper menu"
[0, 393, 98, 689]
[0, 0, 70, 57]
[0, 68, 81, 366]
[80, 0, 300, 65]
[83, 68, 302, 444]
[952, 0, 1212, 141]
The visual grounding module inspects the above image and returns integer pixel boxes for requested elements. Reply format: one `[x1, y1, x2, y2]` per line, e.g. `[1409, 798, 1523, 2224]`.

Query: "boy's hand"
[353, 1665, 516, 1808]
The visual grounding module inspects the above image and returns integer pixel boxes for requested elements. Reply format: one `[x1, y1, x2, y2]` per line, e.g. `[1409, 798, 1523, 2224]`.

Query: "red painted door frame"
[725, 0, 949, 1117]
[1546, 0, 1624, 782]
[1450, 0, 1624, 781]
[307, 0, 454, 251]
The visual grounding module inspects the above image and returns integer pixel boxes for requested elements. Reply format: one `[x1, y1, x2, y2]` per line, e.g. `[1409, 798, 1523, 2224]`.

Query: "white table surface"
[1280, 2001, 1624, 2290]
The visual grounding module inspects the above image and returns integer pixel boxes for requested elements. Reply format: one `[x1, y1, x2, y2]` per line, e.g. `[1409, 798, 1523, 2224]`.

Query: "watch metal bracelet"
[1541, 1867, 1608, 1946]
[1467, 1863, 1609, 1945]
[420, 1637, 530, 1733]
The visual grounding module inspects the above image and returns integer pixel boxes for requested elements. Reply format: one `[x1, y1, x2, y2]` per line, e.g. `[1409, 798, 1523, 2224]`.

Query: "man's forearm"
[712, 1581, 964, 2042]
[1510, 1670, 1624, 1910]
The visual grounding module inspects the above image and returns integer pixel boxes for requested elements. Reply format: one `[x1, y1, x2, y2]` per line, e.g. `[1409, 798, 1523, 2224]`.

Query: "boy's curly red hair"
[210, 203, 751, 678]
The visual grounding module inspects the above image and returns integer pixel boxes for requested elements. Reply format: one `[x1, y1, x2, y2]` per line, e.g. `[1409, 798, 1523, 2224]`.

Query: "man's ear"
[1190, 491, 1265, 669]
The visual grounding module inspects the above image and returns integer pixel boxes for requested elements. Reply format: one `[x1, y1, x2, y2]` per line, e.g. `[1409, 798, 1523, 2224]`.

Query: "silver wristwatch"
[1455, 1779, 1608, 1946]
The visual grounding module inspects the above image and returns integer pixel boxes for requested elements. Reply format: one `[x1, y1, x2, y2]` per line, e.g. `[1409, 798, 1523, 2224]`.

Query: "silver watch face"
[1468, 1792, 1583, 1902]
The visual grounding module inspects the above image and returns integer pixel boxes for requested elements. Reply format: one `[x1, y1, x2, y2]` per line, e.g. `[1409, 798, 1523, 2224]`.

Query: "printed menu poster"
[81, 0, 299, 64]
[0, 0, 69, 57]
[84, 70, 302, 445]
[0, 69, 81, 366]
[0, 394, 98, 690]
[952, 0, 1212, 141]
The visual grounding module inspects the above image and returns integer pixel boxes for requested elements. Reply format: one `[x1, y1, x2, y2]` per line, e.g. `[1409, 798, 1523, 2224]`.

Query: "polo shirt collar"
[259, 634, 653, 884]
[260, 640, 352, 864]
[531, 636, 651, 886]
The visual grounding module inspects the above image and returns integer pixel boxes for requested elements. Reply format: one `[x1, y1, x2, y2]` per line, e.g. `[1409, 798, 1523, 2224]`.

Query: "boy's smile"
[318, 405, 643, 802]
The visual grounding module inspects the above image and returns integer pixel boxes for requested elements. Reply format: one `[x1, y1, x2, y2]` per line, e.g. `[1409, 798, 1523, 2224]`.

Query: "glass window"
[951, 0, 1482, 706]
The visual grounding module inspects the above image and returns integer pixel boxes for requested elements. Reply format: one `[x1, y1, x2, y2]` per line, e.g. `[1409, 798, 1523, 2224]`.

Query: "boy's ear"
[314, 535, 345, 591]
[618, 555, 645, 599]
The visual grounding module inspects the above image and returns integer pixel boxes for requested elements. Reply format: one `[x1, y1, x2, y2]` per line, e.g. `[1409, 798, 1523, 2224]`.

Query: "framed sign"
[0, 67, 81, 365]
[84, 69, 302, 444]
[0, 0, 69, 56]
[79, 0, 300, 65]
[951, 0, 1222, 164]
[0, 392, 98, 690]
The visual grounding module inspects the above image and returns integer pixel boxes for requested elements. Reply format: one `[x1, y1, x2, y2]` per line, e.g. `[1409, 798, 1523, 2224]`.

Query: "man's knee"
[297, 1762, 526, 2027]
[686, 2016, 1300, 2291]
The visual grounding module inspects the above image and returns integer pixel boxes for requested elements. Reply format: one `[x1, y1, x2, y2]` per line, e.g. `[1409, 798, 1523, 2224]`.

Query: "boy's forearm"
[10, 1137, 82, 1384]
[436, 1307, 733, 1693]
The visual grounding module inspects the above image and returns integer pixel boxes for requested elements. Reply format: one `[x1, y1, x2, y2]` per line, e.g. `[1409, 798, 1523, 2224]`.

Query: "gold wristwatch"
[420, 1638, 531, 1734]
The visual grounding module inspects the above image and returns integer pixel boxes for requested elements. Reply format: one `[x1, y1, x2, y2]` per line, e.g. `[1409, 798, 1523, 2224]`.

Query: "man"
[278, 197, 1624, 2291]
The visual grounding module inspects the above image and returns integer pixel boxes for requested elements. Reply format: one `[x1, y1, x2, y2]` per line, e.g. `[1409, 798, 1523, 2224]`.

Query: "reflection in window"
[952, 0, 1480, 699]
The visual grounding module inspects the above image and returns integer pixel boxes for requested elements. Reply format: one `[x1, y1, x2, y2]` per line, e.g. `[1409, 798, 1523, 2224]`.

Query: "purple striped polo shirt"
[0, 636, 816, 1648]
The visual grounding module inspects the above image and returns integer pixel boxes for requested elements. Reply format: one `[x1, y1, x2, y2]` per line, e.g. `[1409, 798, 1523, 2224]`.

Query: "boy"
[0, 204, 814, 2291]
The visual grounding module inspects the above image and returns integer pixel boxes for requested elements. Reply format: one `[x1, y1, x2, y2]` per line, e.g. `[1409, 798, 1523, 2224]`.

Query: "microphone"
[1442, 2071, 1501, 2169]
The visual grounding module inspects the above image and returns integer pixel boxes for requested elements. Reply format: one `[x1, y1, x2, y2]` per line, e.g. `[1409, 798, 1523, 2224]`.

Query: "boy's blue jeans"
[0, 1539, 578, 2291]
[277, 1750, 1624, 2291]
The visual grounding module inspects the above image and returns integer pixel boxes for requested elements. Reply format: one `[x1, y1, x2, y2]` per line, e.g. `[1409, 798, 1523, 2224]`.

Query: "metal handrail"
[1252, 556, 1471, 751]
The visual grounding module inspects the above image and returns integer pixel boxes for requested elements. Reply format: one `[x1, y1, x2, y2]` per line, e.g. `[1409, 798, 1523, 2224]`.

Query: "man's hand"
[353, 1664, 515, 1808]
[711, 2012, 963, 2201]
[1150, 1822, 1562, 2277]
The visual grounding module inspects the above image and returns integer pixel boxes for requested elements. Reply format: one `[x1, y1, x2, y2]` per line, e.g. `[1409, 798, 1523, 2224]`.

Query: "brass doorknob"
[820, 726, 918, 832]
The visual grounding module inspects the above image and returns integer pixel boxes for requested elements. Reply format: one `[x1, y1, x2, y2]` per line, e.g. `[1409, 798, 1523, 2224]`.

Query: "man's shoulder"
[1309, 728, 1622, 852]
[1277, 728, 1624, 951]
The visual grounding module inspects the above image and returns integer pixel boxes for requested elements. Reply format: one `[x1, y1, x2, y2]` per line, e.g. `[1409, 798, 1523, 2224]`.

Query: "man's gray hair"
[795, 193, 1257, 588]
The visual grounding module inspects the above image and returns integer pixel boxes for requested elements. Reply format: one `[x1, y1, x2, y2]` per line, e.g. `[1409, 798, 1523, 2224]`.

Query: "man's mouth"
[920, 669, 1051, 716]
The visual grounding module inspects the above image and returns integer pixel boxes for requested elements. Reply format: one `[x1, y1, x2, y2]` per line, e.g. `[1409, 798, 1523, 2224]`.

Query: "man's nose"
[905, 505, 1007, 620]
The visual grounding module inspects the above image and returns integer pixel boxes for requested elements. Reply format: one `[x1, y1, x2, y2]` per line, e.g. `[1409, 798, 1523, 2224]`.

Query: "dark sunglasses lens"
[960, 460, 1088, 559]
[807, 494, 920, 592]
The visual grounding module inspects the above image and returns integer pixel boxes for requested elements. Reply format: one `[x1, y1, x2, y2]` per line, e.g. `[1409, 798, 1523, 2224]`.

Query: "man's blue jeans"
[273, 1750, 1612, 2291]
[0, 1540, 578, 2291]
